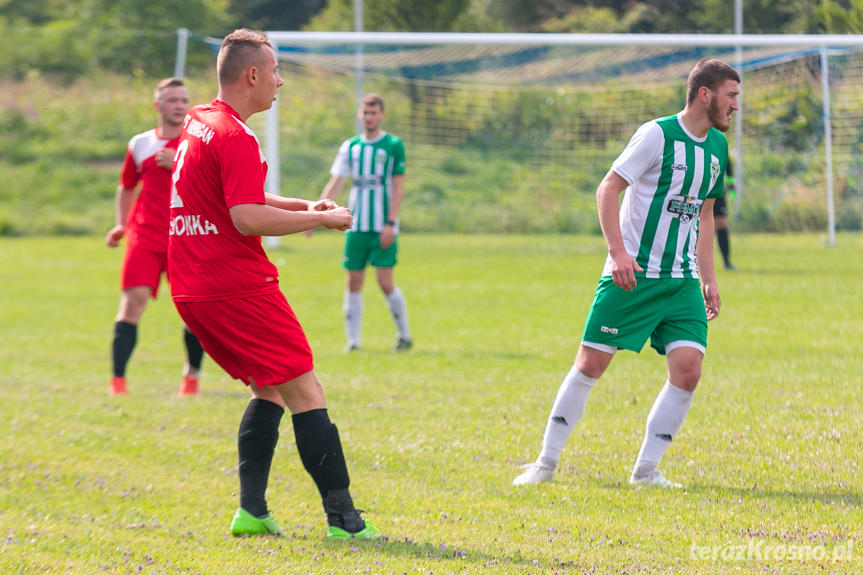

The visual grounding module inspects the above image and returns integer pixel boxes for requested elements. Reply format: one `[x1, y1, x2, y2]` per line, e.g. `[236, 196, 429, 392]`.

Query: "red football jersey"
[120, 128, 178, 252]
[168, 100, 280, 302]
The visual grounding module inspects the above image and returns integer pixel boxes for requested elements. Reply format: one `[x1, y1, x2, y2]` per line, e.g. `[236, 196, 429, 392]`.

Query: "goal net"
[198, 33, 863, 234]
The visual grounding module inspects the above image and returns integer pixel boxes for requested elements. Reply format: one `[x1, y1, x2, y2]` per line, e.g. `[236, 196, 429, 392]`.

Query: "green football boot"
[230, 507, 284, 537]
[327, 519, 381, 540]
[324, 489, 381, 540]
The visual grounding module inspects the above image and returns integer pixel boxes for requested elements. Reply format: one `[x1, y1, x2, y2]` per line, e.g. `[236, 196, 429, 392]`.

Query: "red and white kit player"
[168, 29, 379, 539]
[105, 78, 205, 397]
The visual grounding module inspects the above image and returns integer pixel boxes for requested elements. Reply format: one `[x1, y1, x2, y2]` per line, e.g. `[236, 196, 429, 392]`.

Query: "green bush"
[837, 198, 863, 231]
[764, 201, 828, 233]
[0, 212, 19, 236]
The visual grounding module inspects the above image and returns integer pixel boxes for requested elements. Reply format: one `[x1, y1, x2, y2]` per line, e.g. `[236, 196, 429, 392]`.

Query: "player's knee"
[670, 364, 701, 391]
[117, 295, 148, 322]
[276, 371, 326, 412]
[347, 271, 365, 291]
[575, 347, 612, 379]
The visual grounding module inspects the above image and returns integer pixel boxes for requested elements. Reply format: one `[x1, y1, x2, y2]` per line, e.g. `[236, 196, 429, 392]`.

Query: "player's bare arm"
[230, 203, 352, 236]
[105, 185, 137, 247]
[320, 175, 346, 201]
[597, 170, 642, 291]
[264, 194, 337, 212]
[697, 199, 721, 320]
[380, 174, 404, 249]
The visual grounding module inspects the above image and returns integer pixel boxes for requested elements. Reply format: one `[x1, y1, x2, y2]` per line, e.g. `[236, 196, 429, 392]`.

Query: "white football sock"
[385, 287, 411, 341]
[632, 381, 693, 477]
[343, 290, 363, 347]
[536, 366, 597, 469]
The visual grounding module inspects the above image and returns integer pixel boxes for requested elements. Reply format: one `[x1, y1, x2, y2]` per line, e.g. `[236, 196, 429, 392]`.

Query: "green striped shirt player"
[319, 93, 412, 353]
[606, 113, 727, 280]
[513, 59, 740, 491]
[330, 131, 405, 233]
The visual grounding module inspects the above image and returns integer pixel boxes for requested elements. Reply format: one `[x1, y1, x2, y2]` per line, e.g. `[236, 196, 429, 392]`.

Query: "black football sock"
[238, 399, 284, 518]
[112, 321, 137, 378]
[717, 228, 731, 267]
[323, 488, 365, 533]
[183, 327, 205, 371]
[292, 409, 351, 500]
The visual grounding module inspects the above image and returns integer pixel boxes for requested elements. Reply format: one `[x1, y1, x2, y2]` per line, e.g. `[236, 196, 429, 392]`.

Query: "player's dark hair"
[361, 93, 385, 111]
[686, 59, 740, 104]
[217, 28, 272, 86]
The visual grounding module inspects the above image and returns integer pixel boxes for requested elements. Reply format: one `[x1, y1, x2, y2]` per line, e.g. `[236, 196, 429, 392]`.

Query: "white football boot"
[629, 469, 682, 489]
[512, 462, 555, 485]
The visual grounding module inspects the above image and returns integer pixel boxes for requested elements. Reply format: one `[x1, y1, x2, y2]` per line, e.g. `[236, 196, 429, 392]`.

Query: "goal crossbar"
[265, 31, 863, 49]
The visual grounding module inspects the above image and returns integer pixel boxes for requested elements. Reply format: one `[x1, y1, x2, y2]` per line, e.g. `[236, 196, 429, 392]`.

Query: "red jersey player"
[105, 78, 205, 397]
[168, 29, 379, 539]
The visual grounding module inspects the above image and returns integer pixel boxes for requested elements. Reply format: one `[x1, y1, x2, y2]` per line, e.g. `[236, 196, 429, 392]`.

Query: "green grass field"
[1, 233, 860, 574]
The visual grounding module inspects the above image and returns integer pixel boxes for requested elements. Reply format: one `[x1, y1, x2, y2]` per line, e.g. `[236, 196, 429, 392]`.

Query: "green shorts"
[581, 276, 708, 355]
[343, 231, 398, 270]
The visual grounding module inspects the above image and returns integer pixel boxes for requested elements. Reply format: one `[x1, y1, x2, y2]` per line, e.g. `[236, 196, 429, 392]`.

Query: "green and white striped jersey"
[604, 114, 727, 279]
[330, 131, 405, 233]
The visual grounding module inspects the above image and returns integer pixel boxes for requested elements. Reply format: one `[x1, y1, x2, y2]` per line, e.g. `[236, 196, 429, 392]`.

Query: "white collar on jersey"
[675, 113, 708, 143]
[360, 130, 388, 144]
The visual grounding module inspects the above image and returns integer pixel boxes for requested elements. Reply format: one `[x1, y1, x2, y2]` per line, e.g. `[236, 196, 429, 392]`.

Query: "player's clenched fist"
[311, 199, 338, 211]
[155, 147, 176, 170]
[322, 207, 352, 231]
[105, 225, 125, 247]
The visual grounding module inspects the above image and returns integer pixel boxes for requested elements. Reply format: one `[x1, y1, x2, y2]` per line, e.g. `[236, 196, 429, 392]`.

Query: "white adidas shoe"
[512, 462, 555, 486]
[629, 470, 682, 489]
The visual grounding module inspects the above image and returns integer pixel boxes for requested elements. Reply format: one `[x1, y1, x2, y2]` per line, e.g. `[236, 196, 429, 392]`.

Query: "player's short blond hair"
[217, 29, 272, 86]
[154, 77, 185, 101]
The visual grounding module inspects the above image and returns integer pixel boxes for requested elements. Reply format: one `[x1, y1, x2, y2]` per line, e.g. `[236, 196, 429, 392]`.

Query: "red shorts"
[174, 291, 314, 388]
[121, 242, 167, 298]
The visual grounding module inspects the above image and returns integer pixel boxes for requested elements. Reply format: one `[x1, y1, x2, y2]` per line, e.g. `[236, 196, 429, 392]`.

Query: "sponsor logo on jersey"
[170, 214, 219, 236]
[671, 162, 688, 171]
[354, 175, 382, 188]
[600, 325, 619, 335]
[667, 195, 702, 223]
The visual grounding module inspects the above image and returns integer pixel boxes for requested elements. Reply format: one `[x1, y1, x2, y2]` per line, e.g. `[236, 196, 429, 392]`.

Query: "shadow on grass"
[232, 533, 574, 572]
[323, 536, 555, 571]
